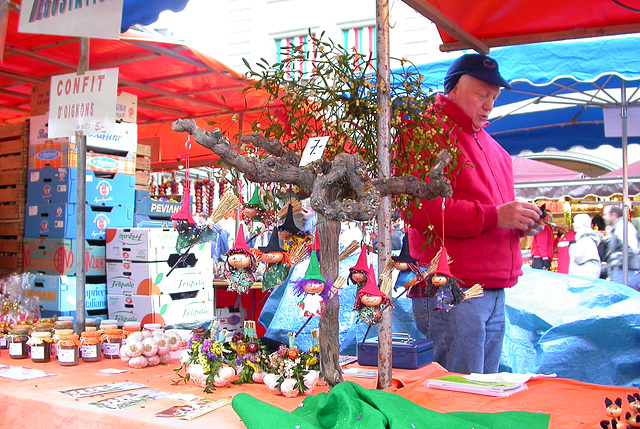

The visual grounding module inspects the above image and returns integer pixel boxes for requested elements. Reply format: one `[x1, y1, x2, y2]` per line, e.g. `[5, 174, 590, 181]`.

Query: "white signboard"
[19, 0, 124, 40]
[48, 68, 118, 138]
[603, 107, 640, 138]
[299, 136, 330, 167]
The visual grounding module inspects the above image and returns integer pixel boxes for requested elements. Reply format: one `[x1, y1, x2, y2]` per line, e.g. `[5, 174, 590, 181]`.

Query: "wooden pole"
[376, 0, 393, 389]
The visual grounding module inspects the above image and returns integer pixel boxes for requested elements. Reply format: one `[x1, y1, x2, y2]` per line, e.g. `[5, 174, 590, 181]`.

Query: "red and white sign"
[48, 68, 118, 137]
[19, 0, 124, 40]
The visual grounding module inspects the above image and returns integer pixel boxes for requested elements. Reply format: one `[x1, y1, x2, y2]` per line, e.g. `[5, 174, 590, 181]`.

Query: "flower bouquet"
[226, 321, 270, 384]
[173, 322, 235, 393]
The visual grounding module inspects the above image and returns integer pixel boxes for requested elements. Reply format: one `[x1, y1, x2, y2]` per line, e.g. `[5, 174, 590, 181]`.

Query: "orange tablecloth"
[0, 351, 637, 428]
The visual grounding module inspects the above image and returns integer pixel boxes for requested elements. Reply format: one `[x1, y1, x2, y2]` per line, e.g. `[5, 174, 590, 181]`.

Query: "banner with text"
[48, 68, 118, 138]
[19, 0, 124, 40]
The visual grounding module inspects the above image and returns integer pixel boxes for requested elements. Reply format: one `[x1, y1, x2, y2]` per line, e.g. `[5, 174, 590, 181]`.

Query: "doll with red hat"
[353, 264, 392, 325]
[293, 251, 329, 318]
[348, 245, 369, 290]
[256, 227, 293, 292]
[224, 227, 258, 294]
[426, 247, 464, 311]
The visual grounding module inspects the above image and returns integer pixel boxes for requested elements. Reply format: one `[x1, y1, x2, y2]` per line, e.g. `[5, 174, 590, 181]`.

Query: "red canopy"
[403, 0, 640, 53]
[1, 3, 281, 169]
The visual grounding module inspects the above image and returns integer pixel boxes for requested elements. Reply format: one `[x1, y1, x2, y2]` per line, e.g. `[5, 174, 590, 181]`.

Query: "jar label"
[31, 345, 45, 360]
[9, 342, 23, 356]
[59, 348, 76, 362]
[103, 342, 120, 356]
[81, 345, 99, 358]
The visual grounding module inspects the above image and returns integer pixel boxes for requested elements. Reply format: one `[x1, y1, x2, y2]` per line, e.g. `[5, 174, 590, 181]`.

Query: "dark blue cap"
[444, 54, 511, 93]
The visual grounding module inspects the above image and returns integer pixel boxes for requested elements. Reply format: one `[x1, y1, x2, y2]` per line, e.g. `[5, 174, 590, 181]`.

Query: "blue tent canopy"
[402, 36, 640, 154]
[121, 0, 190, 33]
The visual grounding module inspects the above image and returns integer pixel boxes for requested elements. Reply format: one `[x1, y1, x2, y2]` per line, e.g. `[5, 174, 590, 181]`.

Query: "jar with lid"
[32, 322, 53, 333]
[142, 323, 164, 336]
[54, 320, 74, 332]
[53, 328, 74, 358]
[99, 319, 119, 331]
[100, 329, 125, 359]
[28, 331, 53, 363]
[122, 322, 140, 338]
[8, 329, 30, 359]
[80, 331, 102, 363]
[57, 333, 80, 366]
[84, 318, 100, 332]
[0, 323, 8, 349]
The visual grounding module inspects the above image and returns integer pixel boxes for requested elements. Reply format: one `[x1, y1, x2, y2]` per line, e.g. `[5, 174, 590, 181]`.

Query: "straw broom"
[338, 240, 361, 262]
[277, 198, 304, 220]
[288, 240, 310, 265]
[206, 192, 239, 226]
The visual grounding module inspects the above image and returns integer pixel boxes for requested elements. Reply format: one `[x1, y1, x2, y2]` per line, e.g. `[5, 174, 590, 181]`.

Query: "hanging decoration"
[392, 234, 427, 299]
[278, 202, 312, 252]
[348, 244, 369, 290]
[255, 228, 294, 292]
[293, 251, 329, 318]
[353, 264, 393, 326]
[224, 227, 258, 294]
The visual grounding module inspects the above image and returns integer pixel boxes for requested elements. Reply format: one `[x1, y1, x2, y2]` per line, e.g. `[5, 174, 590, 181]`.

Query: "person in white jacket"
[569, 213, 602, 279]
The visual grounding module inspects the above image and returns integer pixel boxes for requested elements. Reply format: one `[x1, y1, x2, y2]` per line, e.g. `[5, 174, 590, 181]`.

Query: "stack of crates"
[105, 227, 215, 327]
[23, 103, 138, 319]
[0, 122, 29, 274]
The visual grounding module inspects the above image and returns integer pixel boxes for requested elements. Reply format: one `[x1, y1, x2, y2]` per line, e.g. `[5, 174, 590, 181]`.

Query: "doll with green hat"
[293, 251, 330, 318]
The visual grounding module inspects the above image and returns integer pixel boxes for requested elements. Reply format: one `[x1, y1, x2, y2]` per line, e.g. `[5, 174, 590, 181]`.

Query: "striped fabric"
[275, 34, 316, 79]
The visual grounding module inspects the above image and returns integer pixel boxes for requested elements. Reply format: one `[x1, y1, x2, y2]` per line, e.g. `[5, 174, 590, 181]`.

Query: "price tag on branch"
[299, 136, 330, 167]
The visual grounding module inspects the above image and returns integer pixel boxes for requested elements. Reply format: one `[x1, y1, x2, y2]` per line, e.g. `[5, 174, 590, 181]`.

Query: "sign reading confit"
[48, 68, 118, 138]
[19, 0, 125, 40]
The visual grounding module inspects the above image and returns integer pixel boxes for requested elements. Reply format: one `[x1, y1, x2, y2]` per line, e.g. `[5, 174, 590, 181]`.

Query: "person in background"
[530, 209, 554, 270]
[403, 54, 543, 374]
[602, 205, 640, 288]
[568, 213, 602, 279]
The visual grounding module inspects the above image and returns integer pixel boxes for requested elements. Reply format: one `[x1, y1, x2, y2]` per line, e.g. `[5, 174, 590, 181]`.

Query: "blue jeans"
[610, 268, 640, 289]
[412, 288, 505, 374]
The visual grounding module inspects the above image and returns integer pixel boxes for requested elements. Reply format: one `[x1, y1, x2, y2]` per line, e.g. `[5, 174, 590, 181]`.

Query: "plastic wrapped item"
[501, 268, 640, 387]
[0, 273, 39, 324]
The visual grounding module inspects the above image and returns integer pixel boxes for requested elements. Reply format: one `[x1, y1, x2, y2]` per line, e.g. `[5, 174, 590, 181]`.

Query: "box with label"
[23, 237, 106, 276]
[115, 92, 137, 123]
[105, 227, 211, 262]
[25, 202, 134, 240]
[107, 288, 213, 327]
[29, 141, 136, 174]
[106, 251, 213, 296]
[357, 334, 433, 369]
[27, 274, 107, 313]
[215, 307, 243, 334]
[27, 166, 135, 207]
[133, 214, 174, 229]
[29, 113, 73, 146]
[84, 122, 137, 154]
[134, 190, 186, 219]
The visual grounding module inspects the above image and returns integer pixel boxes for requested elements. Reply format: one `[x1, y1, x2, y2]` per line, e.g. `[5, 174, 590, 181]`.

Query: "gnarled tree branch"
[241, 134, 301, 166]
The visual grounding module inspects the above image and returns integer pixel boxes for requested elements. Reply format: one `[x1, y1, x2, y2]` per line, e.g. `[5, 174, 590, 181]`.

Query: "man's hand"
[496, 201, 542, 231]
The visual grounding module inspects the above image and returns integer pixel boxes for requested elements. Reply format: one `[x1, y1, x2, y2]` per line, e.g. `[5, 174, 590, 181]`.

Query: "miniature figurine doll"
[348, 245, 369, 290]
[293, 251, 329, 318]
[243, 188, 265, 221]
[392, 234, 427, 296]
[425, 247, 464, 311]
[353, 264, 392, 325]
[224, 227, 258, 294]
[278, 204, 312, 252]
[256, 228, 293, 292]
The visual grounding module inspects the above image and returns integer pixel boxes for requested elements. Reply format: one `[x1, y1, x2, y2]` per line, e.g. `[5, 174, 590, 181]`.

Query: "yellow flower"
[237, 343, 248, 355]
[306, 357, 318, 367]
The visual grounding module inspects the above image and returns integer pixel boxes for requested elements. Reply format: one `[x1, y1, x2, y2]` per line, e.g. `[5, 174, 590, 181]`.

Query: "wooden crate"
[135, 170, 151, 191]
[0, 203, 24, 221]
[135, 156, 151, 171]
[137, 143, 151, 157]
[0, 219, 24, 272]
[0, 122, 28, 175]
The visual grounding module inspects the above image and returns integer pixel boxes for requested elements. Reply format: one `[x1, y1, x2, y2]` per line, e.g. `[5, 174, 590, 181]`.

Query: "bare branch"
[241, 134, 301, 166]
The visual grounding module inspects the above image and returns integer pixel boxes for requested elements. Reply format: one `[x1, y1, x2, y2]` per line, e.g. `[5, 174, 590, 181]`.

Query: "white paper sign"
[299, 136, 330, 167]
[19, 0, 124, 40]
[48, 68, 118, 137]
[603, 107, 640, 138]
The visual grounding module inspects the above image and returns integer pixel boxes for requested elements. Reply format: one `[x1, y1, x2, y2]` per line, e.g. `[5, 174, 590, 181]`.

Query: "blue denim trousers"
[610, 268, 640, 289]
[412, 288, 505, 374]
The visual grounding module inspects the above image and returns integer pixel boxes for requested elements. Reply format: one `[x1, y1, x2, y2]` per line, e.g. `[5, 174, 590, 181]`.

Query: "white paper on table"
[464, 372, 557, 384]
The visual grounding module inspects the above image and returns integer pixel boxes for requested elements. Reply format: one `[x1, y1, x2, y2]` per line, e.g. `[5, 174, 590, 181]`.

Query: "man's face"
[449, 75, 501, 132]
[603, 206, 616, 226]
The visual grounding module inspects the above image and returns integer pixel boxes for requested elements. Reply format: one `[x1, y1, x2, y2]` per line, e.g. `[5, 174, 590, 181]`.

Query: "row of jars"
[3, 319, 159, 366]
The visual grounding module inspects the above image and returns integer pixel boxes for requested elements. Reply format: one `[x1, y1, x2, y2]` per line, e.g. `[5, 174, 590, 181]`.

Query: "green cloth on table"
[232, 381, 550, 429]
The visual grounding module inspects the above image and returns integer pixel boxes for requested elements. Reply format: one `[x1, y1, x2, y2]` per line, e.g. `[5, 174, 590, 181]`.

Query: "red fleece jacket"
[405, 94, 522, 290]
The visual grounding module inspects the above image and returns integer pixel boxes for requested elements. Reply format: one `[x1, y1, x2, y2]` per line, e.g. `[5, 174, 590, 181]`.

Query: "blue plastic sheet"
[502, 267, 640, 387]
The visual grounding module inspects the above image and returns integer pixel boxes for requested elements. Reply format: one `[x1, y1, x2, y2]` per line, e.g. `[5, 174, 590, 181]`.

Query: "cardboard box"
[106, 227, 180, 261]
[134, 190, 185, 219]
[133, 214, 174, 229]
[23, 237, 106, 276]
[85, 122, 137, 154]
[31, 82, 50, 116]
[107, 288, 214, 327]
[28, 113, 73, 146]
[25, 202, 134, 240]
[115, 92, 137, 123]
[27, 166, 135, 207]
[27, 274, 107, 313]
[357, 334, 433, 369]
[106, 252, 213, 295]
[29, 141, 136, 174]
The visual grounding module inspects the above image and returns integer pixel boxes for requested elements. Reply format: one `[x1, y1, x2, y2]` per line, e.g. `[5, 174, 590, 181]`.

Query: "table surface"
[0, 350, 637, 428]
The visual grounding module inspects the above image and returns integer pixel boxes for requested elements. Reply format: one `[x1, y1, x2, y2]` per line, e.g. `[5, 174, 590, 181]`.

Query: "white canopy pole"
[621, 81, 630, 285]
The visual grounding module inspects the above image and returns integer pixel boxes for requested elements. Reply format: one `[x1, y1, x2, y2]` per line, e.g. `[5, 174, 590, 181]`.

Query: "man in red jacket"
[405, 54, 543, 374]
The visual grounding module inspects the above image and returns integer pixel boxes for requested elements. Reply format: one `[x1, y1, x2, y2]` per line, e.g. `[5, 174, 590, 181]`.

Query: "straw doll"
[348, 244, 369, 290]
[353, 264, 393, 325]
[293, 251, 329, 318]
[224, 228, 258, 294]
[256, 228, 293, 292]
